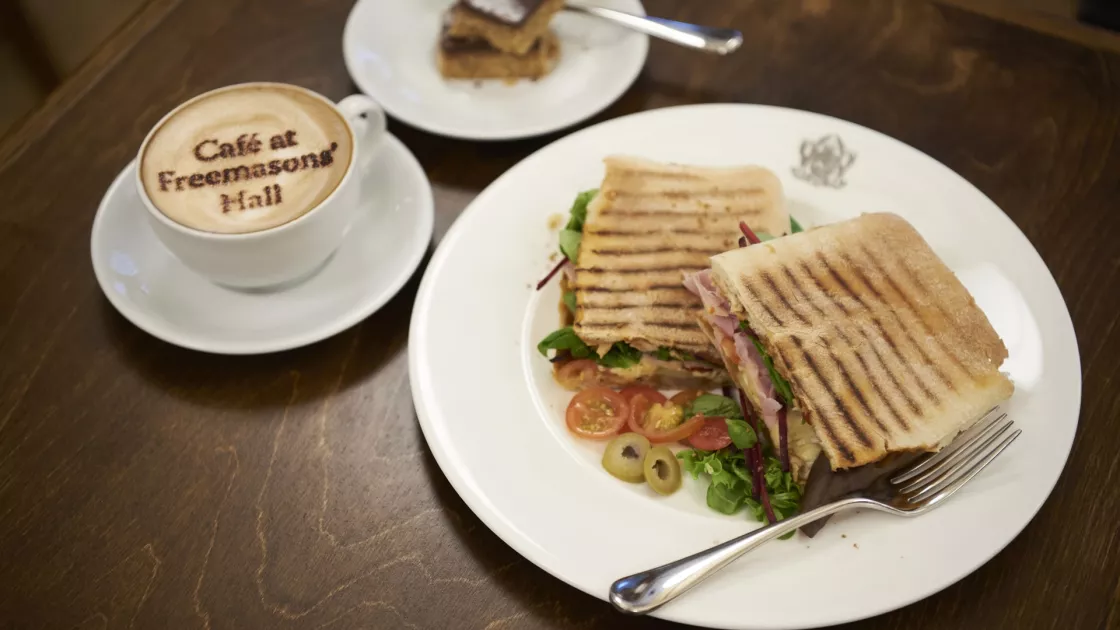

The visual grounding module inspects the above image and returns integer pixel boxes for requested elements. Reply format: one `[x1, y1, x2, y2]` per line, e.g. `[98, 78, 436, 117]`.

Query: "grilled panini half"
[709, 213, 1013, 470]
[572, 155, 788, 364]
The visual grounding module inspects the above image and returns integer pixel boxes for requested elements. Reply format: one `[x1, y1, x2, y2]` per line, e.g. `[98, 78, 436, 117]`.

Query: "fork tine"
[909, 428, 1021, 507]
[898, 416, 1014, 495]
[892, 407, 1004, 485]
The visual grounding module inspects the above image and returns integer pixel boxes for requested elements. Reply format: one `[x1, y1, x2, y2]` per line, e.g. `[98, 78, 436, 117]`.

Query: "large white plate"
[408, 104, 1080, 628]
[343, 0, 648, 140]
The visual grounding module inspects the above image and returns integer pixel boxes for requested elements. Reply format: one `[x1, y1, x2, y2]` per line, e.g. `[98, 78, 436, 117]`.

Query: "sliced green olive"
[643, 446, 682, 495]
[602, 433, 652, 482]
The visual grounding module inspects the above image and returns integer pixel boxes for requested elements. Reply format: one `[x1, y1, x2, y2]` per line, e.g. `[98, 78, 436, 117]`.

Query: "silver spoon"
[563, 5, 742, 55]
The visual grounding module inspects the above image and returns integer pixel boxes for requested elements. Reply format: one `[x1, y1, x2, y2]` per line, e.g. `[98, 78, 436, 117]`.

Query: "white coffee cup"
[135, 82, 386, 289]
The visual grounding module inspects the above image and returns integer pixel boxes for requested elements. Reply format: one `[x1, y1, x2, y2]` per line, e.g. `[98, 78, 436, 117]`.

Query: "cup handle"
[337, 94, 386, 174]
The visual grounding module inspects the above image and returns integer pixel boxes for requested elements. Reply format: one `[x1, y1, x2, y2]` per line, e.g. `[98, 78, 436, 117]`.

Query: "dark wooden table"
[2, 0, 1118, 628]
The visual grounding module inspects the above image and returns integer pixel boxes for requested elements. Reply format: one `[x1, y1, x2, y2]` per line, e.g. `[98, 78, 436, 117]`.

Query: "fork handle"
[609, 497, 874, 614]
[563, 5, 743, 55]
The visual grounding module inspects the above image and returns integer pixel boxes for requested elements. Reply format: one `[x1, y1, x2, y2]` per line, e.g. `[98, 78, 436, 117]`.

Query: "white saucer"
[343, 0, 648, 140]
[91, 134, 433, 354]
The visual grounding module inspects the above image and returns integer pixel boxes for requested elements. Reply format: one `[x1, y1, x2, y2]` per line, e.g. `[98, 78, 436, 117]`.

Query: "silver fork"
[609, 407, 1020, 615]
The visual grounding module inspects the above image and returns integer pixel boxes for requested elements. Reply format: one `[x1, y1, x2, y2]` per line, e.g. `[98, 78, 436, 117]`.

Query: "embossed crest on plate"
[793, 134, 856, 188]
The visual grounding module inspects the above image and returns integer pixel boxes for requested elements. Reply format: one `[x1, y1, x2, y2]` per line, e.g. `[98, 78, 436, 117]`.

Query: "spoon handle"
[564, 5, 742, 55]
[609, 499, 873, 615]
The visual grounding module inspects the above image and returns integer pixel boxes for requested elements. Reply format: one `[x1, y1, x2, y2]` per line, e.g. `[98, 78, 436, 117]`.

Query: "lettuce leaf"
[537, 328, 641, 369]
[559, 230, 582, 263]
[724, 418, 758, 450]
[677, 447, 802, 535]
[747, 334, 795, 406]
[558, 189, 598, 263]
[598, 342, 642, 369]
[565, 189, 597, 232]
[707, 482, 747, 515]
[654, 346, 697, 362]
[562, 291, 577, 315]
[537, 327, 595, 359]
[683, 394, 741, 419]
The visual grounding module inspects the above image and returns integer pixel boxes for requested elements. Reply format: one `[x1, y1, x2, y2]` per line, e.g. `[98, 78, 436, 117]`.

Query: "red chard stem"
[739, 221, 762, 245]
[535, 258, 569, 291]
[778, 407, 790, 472]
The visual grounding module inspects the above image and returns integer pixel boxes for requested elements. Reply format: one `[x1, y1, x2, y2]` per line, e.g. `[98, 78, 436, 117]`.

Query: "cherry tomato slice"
[565, 387, 630, 439]
[555, 359, 600, 390]
[628, 396, 705, 443]
[688, 417, 733, 451]
[619, 386, 667, 405]
[670, 389, 707, 409]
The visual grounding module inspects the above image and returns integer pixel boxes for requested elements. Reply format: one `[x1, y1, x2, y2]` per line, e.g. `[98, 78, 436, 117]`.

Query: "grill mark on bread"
[577, 322, 704, 330]
[837, 247, 954, 392]
[709, 213, 1013, 469]
[753, 270, 874, 454]
[578, 301, 699, 309]
[581, 285, 689, 292]
[587, 228, 739, 237]
[576, 266, 706, 274]
[608, 188, 766, 200]
[856, 244, 964, 390]
[737, 275, 784, 330]
[761, 271, 804, 325]
[575, 157, 787, 357]
[820, 252, 938, 409]
[791, 337, 862, 463]
[782, 264, 900, 435]
[860, 244, 979, 379]
[815, 252, 926, 417]
[599, 209, 764, 218]
[608, 169, 706, 181]
[588, 247, 726, 256]
[744, 260, 929, 436]
[648, 322, 701, 329]
[801, 259, 917, 429]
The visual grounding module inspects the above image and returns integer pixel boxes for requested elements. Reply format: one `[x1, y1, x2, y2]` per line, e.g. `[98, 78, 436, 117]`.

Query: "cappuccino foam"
[140, 85, 353, 234]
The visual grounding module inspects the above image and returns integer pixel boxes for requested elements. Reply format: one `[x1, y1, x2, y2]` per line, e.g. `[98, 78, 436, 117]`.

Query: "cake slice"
[446, 0, 565, 55]
[437, 28, 560, 81]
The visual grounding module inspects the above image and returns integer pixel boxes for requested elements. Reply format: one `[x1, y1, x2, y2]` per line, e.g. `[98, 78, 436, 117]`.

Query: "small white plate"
[343, 0, 648, 140]
[409, 104, 1081, 628]
[91, 134, 433, 355]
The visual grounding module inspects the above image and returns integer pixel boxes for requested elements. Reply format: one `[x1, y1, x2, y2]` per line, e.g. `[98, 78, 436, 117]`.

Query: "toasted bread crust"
[711, 213, 1013, 469]
[573, 156, 788, 361]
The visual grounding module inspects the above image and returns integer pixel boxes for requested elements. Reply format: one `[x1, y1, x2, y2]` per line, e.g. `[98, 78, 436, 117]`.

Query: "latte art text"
[153, 130, 341, 213]
[140, 85, 354, 234]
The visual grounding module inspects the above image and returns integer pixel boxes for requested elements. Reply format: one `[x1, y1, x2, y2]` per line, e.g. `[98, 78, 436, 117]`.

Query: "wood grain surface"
[1, 0, 1118, 628]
